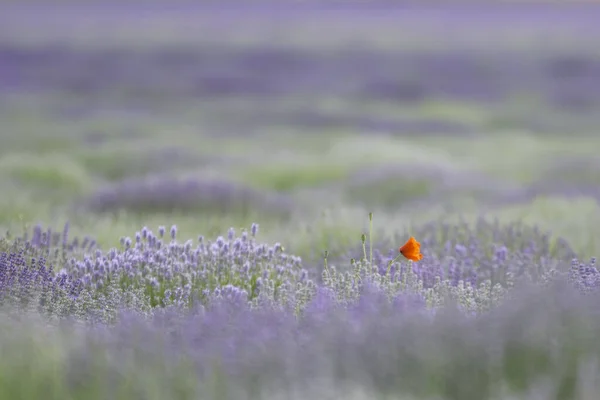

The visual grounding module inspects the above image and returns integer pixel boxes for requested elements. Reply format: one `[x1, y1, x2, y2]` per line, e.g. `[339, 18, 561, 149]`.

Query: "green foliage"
[79, 150, 154, 181]
[0, 153, 90, 195]
[239, 163, 349, 192]
[345, 175, 434, 209]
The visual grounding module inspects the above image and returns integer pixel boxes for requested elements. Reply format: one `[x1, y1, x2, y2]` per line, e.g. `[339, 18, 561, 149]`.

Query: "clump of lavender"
[568, 256, 600, 294]
[321, 214, 585, 314]
[320, 252, 507, 315]
[60, 223, 314, 312]
[4, 222, 98, 267]
[340, 217, 577, 289]
[1, 215, 593, 324]
[0, 245, 151, 323]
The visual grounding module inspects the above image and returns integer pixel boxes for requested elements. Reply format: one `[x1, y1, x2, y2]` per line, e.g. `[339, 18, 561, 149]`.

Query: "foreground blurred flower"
[399, 237, 423, 262]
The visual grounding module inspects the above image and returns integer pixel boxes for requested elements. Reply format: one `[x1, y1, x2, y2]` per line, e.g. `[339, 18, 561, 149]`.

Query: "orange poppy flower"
[399, 236, 423, 261]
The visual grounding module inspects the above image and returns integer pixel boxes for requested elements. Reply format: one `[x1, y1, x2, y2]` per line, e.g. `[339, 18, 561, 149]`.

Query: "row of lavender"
[1, 217, 600, 398]
[0, 216, 596, 322]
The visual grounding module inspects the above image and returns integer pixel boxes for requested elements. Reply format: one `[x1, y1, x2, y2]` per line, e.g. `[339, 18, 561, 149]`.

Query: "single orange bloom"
[399, 236, 423, 261]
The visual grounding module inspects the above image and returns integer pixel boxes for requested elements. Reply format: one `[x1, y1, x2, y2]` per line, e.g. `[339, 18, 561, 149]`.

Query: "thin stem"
[387, 254, 404, 276]
[368, 212, 373, 267]
[361, 233, 367, 262]
[323, 250, 330, 280]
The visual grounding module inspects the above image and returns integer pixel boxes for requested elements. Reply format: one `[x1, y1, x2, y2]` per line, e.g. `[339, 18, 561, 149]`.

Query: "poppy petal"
[399, 236, 423, 262]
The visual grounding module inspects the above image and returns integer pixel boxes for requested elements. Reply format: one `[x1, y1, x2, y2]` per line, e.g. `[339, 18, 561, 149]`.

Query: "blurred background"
[1, 1, 600, 266]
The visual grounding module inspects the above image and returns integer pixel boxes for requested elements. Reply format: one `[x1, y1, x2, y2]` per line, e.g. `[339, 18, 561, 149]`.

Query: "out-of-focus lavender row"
[3, 45, 600, 111]
[2, 4, 600, 114]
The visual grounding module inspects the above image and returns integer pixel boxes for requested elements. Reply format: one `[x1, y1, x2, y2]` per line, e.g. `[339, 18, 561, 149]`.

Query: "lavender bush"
[2, 216, 591, 318]
[335, 218, 575, 291]
[0, 225, 151, 323]
[62, 223, 314, 310]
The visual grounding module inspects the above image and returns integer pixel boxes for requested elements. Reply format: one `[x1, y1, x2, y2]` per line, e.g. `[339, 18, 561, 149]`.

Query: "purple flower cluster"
[1, 221, 318, 320]
[13, 222, 98, 257]
[0, 225, 151, 323]
[568, 256, 599, 294]
[61, 223, 314, 312]
[340, 218, 577, 293]
[0, 249, 57, 306]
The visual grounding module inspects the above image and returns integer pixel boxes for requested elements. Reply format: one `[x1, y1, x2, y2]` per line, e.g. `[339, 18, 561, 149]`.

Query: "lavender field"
[2, 3, 600, 399]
